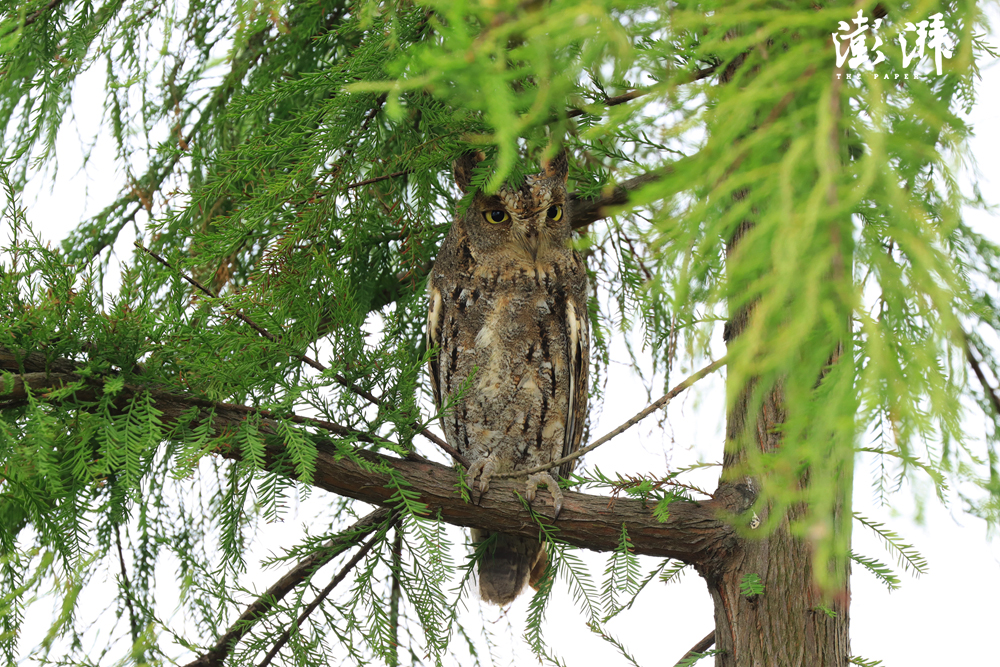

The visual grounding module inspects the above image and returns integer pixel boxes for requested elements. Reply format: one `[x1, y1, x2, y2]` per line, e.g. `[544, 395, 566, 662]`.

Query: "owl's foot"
[466, 456, 498, 503]
[525, 471, 564, 518]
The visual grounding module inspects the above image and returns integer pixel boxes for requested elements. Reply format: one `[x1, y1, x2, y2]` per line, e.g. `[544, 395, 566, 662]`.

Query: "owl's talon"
[466, 456, 498, 503]
[526, 471, 563, 518]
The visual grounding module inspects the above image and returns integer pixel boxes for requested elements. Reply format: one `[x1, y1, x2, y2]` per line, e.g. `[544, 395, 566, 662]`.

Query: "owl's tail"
[474, 529, 548, 606]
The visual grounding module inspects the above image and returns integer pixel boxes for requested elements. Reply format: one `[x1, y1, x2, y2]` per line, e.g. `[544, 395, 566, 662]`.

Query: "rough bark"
[703, 218, 852, 666]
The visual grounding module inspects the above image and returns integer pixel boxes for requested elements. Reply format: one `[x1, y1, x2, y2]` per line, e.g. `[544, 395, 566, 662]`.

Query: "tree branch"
[257, 523, 391, 667]
[114, 526, 141, 645]
[564, 90, 647, 119]
[569, 167, 673, 230]
[561, 67, 716, 121]
[0, 0, 66, 37]
[965, 338, 1000, 416]
[182, 508, 392, 667]
[0, 347, 736, 562]
[672, 631, 716, 667]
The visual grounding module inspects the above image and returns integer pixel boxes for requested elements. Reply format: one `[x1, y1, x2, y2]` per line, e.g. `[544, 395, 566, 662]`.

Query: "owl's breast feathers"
[427, 235, 589, 478]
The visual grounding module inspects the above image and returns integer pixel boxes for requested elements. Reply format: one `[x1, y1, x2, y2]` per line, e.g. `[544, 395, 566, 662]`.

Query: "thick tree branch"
[0, 348, 736, 563]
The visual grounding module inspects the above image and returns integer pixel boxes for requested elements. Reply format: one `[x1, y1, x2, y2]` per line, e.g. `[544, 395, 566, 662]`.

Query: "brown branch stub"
[569, 168, 671, 230]
[672, 630, 716, 667]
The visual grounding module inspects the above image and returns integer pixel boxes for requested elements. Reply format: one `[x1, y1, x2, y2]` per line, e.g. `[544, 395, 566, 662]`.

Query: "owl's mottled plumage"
[427, 151, 589, 605]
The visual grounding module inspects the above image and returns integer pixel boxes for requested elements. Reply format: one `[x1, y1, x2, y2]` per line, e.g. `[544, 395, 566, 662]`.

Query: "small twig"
[325, 94, 389, 186]
[345, 169, 411, 190]
[611, 472, 715, 501]
[672, 630, 716, 667]
[114, 526, 140, 644]
[620, 231, 654, 282]
[183, 509, 391, 667]
[494, 356, 727, 480]
[388, 526, 403, 667]
[965, 338, 1000, 416]
[565, 90, 647, 119]
[660, 478, 714, 499]
[257, 524, 391, 667]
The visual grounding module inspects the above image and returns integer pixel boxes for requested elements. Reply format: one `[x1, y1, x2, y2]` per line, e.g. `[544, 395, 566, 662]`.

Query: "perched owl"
[426, 150, 589, 605]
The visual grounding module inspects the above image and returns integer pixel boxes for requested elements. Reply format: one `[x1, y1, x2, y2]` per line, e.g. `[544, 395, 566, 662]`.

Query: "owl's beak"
[518, 221, 541, 261]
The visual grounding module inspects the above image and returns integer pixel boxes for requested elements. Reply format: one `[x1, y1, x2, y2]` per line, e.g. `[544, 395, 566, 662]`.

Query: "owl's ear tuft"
[542, 149, 569, 184]
[454, 151, 486, 194]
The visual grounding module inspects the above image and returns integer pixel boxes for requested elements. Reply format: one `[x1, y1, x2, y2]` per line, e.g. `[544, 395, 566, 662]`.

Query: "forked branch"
[183, 509, 392, 667]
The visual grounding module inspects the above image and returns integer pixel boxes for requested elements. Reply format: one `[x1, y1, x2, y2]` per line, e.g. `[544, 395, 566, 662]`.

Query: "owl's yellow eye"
[546, 204, 563, 221]
[483, 210, 509, 224]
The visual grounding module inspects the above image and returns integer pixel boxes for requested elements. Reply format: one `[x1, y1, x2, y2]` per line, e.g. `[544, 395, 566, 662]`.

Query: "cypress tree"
[1, 1, 995, 665]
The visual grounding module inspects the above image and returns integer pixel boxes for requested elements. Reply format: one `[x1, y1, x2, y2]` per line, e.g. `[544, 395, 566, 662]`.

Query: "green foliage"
[814, 603, 837, 618]
[571, 466, 703, 526]
[676, 648, 722, 667]
[738, 573, 765, 598]
[0, 0, 997, 664]
[658, 559, 690, 587]
[849, 551, 902, 592]
[854, 513, 929, 577]
[600, 523, 640, 619]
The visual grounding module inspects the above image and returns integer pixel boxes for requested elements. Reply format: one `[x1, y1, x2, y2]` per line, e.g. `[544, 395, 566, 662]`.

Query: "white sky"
[11, 8, 1000, 667]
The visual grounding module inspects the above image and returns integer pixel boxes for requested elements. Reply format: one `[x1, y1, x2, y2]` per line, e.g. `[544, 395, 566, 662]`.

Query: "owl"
[426, 150, 589, 605]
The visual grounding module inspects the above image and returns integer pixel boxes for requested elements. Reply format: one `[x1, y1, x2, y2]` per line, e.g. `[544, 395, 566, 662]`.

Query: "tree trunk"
[701, 221, 851, 666]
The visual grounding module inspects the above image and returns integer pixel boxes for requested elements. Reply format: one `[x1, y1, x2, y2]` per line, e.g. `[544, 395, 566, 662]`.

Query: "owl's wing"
[560, 298, 589, 480]
[426, 285, 444, 413]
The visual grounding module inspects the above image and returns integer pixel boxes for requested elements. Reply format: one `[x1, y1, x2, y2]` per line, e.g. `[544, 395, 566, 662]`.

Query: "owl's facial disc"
[479, 176, 565, 260]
